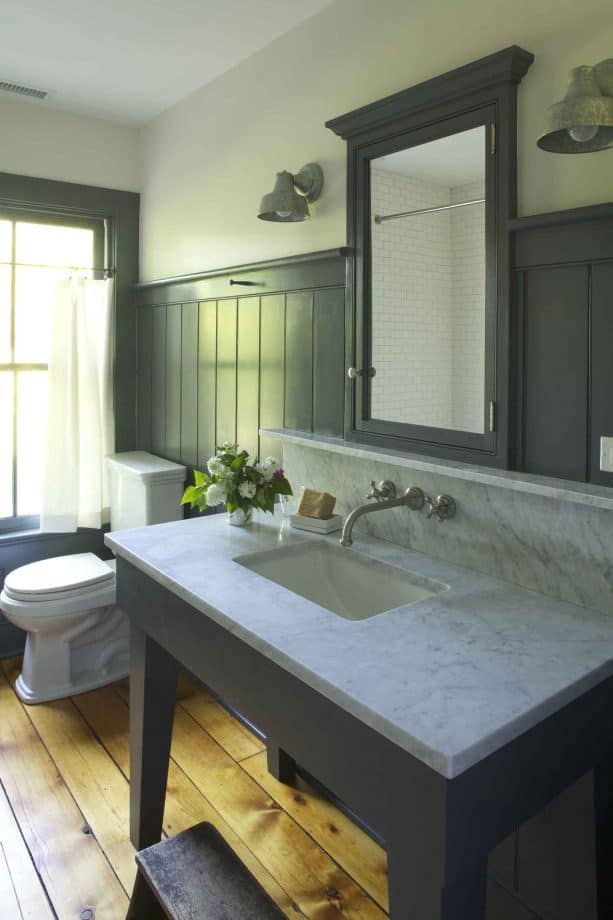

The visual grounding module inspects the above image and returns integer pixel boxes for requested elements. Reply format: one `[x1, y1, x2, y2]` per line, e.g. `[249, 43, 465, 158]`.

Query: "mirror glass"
[369, 125, 486, 433]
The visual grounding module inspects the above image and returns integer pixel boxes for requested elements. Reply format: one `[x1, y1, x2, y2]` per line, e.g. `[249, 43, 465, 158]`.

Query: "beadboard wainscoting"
[134, 250, 347, 471]
[510, 204, 613, 486]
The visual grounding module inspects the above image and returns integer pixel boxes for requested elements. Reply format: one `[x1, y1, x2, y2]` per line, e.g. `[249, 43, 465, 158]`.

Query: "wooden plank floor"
[0, 657, 388, 919]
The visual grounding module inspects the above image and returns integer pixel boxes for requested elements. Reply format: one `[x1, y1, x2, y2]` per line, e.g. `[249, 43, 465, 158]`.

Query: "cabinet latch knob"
[347, 367, 376, 379]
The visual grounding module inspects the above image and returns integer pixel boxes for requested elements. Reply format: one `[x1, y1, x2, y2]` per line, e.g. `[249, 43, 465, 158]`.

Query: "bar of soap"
[296, 487, 336, 520]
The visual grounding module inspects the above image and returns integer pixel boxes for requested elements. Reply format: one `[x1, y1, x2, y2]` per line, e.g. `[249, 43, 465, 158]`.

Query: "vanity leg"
[266, 741, 296, 783]
[387, 780, 488, 920]
[594, 758, 613, 918]
[388, 845, 488, 919]
[130, 623, 179, 849]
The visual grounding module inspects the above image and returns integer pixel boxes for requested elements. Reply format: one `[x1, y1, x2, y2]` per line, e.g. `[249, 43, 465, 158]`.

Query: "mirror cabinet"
[327, 46, 533, 466]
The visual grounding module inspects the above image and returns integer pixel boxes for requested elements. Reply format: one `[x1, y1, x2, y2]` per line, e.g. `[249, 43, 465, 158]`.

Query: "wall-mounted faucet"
[339, 481, 457, 546]
[339, 480, 425, 547]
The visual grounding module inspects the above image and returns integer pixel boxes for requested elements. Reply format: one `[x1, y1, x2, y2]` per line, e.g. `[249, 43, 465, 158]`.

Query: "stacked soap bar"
[296, 488, 336, 520]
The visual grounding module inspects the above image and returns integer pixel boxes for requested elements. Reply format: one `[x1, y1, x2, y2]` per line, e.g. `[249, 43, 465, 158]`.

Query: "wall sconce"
[537, 59, 613, 153]
[258, 163, 324, 222]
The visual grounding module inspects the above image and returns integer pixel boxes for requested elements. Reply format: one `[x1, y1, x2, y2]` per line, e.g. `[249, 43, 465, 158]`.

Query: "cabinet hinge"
[490, 123, 496, 155]
[489, 400, 497, 432]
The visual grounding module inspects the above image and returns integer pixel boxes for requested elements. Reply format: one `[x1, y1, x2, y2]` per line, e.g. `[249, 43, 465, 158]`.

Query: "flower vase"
[228, 507, 253, 527]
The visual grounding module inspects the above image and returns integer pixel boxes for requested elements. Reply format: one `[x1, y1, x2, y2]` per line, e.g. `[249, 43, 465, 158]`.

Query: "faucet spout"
[339, 486, 424, 546]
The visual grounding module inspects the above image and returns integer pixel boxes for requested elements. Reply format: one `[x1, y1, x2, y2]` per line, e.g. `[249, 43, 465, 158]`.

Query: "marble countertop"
[106, 514, 613, 778]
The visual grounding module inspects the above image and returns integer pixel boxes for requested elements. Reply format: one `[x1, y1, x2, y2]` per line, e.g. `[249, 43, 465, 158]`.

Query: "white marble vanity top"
[106, 515, 613, 778]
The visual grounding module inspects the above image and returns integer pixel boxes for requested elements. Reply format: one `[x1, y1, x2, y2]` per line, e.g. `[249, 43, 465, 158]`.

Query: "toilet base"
[14, 659, 130, 704]
[14, 603, 130, 705]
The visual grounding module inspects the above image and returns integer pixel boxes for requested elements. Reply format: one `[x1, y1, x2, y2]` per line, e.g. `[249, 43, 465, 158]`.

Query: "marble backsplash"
[282, 441, 613, 618]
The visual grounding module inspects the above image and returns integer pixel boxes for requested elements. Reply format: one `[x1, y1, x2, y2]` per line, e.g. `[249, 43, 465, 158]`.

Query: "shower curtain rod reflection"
[0, 260, 114, 276]
[374, 197, 485, 224]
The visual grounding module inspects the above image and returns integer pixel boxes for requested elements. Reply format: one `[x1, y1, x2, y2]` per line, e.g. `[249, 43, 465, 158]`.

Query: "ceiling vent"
[0, 80, 48, 100]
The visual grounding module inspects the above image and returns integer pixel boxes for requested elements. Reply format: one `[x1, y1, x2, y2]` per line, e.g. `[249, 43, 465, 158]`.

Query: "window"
[0, 211, 104, 533]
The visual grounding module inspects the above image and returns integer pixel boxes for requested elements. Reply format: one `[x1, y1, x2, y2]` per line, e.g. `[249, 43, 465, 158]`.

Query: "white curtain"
[40, 277, 114, 532]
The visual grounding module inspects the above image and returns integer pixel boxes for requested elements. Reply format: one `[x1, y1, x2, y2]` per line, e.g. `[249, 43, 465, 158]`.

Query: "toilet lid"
[4, 553, 115, 603]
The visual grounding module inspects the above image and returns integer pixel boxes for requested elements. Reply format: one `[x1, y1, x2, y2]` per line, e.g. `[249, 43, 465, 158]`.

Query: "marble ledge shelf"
[260, 428, 613, 513]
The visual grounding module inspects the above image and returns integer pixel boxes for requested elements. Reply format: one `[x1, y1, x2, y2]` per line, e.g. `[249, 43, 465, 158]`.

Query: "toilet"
[0, 452, 186, 704]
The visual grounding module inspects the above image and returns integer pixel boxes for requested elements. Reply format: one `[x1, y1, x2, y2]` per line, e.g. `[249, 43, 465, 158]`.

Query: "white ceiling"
[0, 0, 335, 125]
[376, 127, 486, 187]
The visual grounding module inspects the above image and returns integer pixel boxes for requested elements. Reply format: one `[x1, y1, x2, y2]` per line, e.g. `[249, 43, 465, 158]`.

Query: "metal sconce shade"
[258, 163, 324, 222]
[537, 61, 613, 153]
[259, 171, 310, 222]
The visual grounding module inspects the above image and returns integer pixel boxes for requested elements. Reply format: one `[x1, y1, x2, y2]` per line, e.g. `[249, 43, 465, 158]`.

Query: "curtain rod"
[374, 197, 485, 224]
[0, 260, 114, 276]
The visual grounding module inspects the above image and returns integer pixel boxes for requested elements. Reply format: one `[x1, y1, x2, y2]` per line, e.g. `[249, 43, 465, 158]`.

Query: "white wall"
[139, 0, 613, 281]
[0, 96, 140, 192]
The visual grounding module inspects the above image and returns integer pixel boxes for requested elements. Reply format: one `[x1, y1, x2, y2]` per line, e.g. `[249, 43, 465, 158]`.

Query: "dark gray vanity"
[107, 516, 613, 919]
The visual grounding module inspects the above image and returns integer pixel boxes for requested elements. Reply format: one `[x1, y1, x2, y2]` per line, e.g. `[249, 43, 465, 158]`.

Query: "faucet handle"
[424, 494, 456, 522]
[367, 480, 396, 501]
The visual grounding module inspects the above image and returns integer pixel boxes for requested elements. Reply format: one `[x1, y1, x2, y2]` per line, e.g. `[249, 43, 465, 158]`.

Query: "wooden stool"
[126, 822, 285, 919]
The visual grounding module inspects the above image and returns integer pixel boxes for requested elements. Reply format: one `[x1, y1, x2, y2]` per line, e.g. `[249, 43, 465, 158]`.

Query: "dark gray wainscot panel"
[134, 249, 347, 469]
[511, 203, 613, 486]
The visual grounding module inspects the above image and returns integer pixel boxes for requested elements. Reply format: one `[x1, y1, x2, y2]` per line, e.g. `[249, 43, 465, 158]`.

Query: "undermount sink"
[234, 540, 447, 620]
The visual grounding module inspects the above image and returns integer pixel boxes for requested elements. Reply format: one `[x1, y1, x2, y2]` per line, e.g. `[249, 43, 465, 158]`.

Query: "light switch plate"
[600, 437, 613, 473]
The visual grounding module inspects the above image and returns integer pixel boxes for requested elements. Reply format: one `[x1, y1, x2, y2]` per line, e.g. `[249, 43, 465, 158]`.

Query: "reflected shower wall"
[370, 169, 485, 432]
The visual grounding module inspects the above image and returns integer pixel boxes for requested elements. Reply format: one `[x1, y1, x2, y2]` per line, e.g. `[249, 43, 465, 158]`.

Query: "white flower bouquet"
[181, 442, 292, 519]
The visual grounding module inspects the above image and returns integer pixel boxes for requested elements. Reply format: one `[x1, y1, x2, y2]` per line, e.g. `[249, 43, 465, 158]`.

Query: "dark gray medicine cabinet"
[327, 46, 534, 467]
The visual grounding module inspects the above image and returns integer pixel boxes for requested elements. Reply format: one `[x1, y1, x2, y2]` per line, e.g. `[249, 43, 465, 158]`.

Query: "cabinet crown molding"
[326, 45, 534, 140]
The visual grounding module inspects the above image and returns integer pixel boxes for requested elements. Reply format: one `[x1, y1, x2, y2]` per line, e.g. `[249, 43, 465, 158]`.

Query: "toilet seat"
[5, 552, 115, 601]
[2, 554, 116, 619]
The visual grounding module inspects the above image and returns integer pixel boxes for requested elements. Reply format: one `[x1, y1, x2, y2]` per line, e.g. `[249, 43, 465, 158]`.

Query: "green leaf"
[258, 486, 273, 513]
[181, 486, 197, 505]
[194, 469, 210, 487]
[230, 451, 249, 472]
[273, 478, 292, 496]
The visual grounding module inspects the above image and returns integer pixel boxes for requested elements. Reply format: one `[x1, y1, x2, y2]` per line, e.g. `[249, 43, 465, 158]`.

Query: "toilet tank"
[106, 452, 187, 531]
